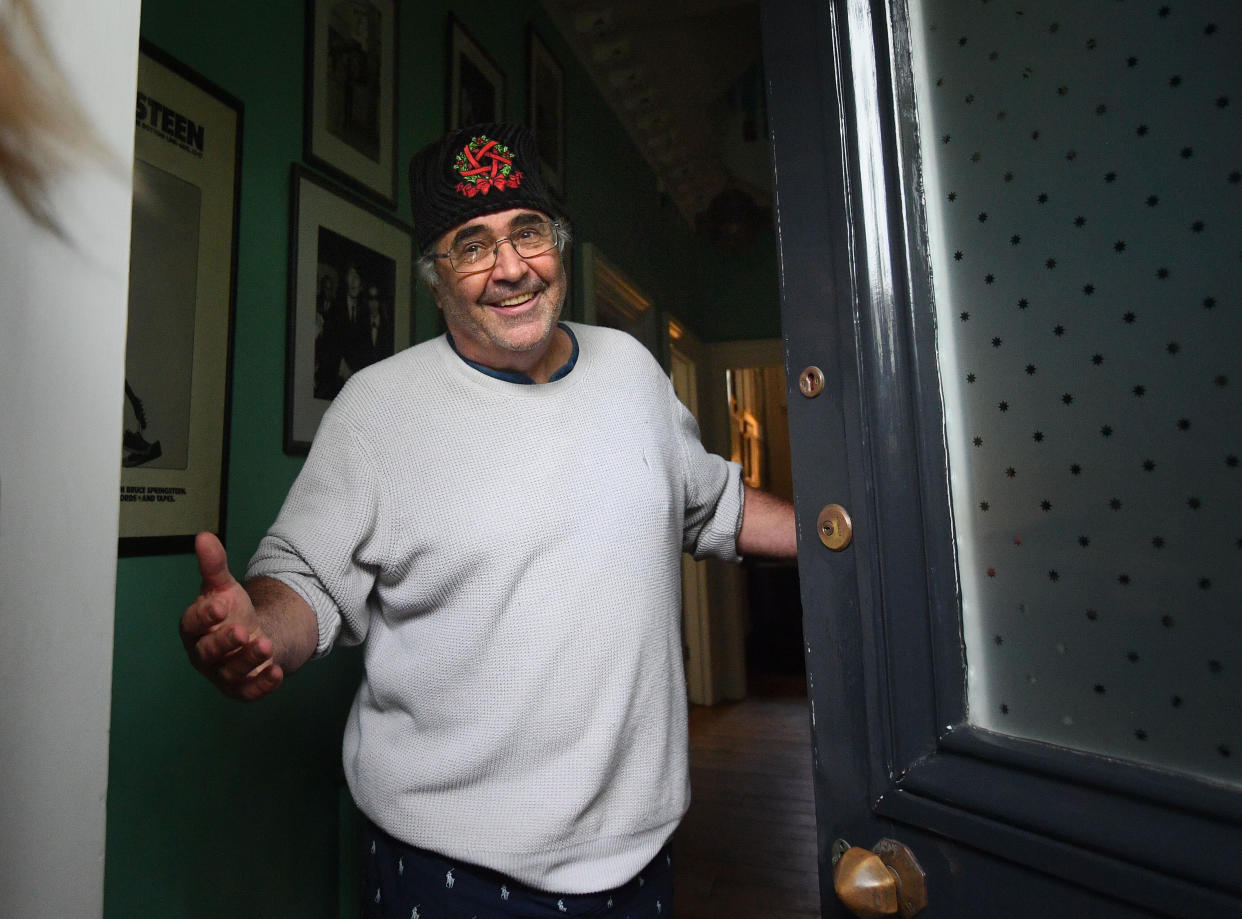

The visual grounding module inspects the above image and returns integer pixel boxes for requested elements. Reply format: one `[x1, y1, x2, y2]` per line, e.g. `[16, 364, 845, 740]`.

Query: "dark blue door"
[761, 0, 1242, 915]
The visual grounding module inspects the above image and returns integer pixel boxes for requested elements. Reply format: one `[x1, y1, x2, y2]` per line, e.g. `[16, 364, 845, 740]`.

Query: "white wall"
[0, 2, 140, 916]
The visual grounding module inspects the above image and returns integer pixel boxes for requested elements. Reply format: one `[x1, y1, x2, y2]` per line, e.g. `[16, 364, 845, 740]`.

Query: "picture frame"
[447, 15, 506, 129]
[119, 40, 242, 557]
[304, 0, 399, 208]
[527, 27, 565, 200]
[286, 164, 414, 453]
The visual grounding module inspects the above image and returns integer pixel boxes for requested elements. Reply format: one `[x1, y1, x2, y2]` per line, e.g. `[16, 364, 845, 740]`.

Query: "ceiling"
[538, 0, 773, 247]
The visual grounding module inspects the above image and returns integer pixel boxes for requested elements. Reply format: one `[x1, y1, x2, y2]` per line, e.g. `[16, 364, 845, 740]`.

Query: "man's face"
[430, 208, 566, 371]
[347, 266, 362, 298]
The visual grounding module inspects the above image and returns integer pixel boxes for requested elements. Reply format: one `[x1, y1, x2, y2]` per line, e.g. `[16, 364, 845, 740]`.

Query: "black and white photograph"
[305, 0, 398, 206]
[120, 41, 242, 556]
[287, 164, 412, 453]
[527, 27, 565, 199]
[312, 226, 397, 400]
[448, 15, 505, 129]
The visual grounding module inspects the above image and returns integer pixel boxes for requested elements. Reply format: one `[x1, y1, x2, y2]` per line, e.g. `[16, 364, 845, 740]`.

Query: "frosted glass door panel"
[908, 0, 1240, 786]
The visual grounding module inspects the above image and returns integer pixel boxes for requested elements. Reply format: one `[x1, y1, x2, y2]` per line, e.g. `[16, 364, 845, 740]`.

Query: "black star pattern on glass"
[1011, 234, 1021, 245]
[1083, 283, 1095, 295]
[1133, 385, 1146, 397]
[1074, 216, 1086, 227]
[992, 336, 1002, 347]
[1079, 536, 1090, 547]
[1086, 609, 1099, 621]
[1053, 325, 1066, 336]
[1062, 393, 1074, 404]
[973, 436, 983, 446]
[1162, 615, 1175, 628]
[1105, 171, 1117, 182]
[955, 250, 964, 261]
[1118, 573, 1131, 585]
[1046, 258, 1057, 269]
[1187, 497, 1201, 510]
[1110, 498, 1123, 510]
[1123, 311, 1136, 323]
[1156, 267, 1170, 280]
[1048, 570, 1060, 581]
[1070, 463, 1082, 475]
[1166, 341, 1179, 354]
[1135, 729, 1148, 741]
[1018, 298, 1029, 309]
[1038, 192, 1049, 203]
[1136, 124, 1149, 137]
[1153, 536, 1165, 549]
[1114, 240, 1126, 252]
[960, 310, 970, 320]
[978, 211, 988, 222]
[1142, 459, 1156, 471]
[1127, 651, 1140, 663]
[1040, 498, 1051, 509]
[980, 501, 990, 511]
[1177, 418, 1191, 431]
[1006, 466, 1016, 478]
[1027, 364, 1037, 375]
[1101, 425, 1113, 437]
[1198, 577, 1211, 590]
[1092, 354, 1104, 365]
[999, 400, 1009, 411]
[1191, 220, 1204, 232]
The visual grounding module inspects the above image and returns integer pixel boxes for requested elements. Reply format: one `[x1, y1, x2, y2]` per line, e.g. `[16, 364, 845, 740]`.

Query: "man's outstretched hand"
[179, 532, 284, 701]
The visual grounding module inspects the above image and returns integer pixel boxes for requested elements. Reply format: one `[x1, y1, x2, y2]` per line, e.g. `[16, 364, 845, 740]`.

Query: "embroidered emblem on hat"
[453, 135, 524, 197]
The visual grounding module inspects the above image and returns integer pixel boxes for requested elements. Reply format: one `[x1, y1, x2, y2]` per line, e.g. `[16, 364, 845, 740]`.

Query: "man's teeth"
[496, 293, 535, 307]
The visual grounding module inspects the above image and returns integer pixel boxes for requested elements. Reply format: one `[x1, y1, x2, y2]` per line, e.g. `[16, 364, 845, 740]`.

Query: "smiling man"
[179, 123, 796, 918]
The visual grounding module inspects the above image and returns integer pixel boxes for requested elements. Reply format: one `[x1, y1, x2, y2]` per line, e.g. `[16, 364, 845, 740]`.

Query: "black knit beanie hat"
[408, 122, 559, 252]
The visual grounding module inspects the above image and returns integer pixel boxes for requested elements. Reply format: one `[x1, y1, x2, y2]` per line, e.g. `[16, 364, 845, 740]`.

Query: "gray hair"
[416, 219, 573, 289]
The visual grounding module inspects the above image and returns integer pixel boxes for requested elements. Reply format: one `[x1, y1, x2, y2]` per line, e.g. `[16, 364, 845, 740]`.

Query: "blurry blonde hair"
[0, 0, 101, 233]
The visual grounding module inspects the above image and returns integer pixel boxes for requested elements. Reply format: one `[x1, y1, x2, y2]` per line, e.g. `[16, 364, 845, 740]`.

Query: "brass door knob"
[831, 838, 926, 918]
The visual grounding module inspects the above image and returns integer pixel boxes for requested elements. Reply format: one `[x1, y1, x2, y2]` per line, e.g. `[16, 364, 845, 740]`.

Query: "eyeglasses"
[432, 220, 561, 274]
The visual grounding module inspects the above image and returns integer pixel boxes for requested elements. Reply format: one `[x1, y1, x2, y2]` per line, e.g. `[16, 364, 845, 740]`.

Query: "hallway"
[675, 691, 821, 918]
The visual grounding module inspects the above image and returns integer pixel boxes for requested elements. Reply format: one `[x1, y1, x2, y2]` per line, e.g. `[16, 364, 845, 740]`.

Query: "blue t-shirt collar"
[446, 322, 579, 384]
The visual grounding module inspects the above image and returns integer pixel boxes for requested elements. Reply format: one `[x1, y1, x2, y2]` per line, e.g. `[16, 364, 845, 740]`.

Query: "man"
[180, 123, 796, 918]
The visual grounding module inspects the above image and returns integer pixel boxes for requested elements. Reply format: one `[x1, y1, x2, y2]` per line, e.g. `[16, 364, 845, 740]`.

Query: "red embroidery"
[453, 136, 524, 197]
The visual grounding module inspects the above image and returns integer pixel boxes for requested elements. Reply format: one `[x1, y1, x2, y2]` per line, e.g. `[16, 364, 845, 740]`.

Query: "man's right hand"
[180, 532, 285, 701]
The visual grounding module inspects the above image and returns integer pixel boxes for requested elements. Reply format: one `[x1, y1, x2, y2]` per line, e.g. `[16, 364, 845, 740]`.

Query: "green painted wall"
[106, 2, 779, 915]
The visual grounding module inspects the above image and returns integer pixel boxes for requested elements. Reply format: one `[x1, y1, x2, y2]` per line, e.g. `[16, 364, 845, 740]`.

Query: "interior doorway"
[725, 363, 806, 700]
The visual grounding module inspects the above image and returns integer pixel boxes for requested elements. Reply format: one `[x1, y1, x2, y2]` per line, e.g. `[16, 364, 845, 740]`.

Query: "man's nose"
[489, 238, 528, 281]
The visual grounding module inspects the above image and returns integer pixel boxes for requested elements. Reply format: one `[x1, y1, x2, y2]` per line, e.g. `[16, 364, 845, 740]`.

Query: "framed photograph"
[286, 164, 414, 453]
[527, 27, 565, 199]
[304, 0, 398, 207]
[448, 15, 506, 129]
[119, 41, 242, 557]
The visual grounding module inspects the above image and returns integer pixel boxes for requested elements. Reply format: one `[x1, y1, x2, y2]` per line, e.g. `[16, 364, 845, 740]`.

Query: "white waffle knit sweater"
[247, 323, 744, 893]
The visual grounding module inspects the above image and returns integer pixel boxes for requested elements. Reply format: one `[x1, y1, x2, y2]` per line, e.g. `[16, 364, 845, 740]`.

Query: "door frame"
[760, 0, 1241, 915]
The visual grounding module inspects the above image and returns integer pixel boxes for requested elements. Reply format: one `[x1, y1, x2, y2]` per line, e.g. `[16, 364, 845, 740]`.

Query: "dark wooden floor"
[674, 681, 822, 919]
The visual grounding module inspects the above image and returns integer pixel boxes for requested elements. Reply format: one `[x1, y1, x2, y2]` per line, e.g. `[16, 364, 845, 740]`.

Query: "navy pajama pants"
[360, 821, 675, 919]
